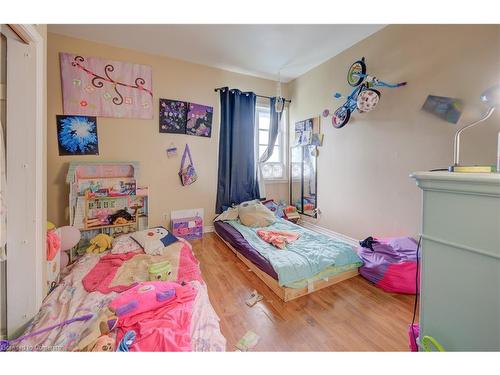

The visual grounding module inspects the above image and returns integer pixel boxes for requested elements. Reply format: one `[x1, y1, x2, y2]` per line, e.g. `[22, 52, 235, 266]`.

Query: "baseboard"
[299, 221, 359, 247]
[203, 225, 215, 233]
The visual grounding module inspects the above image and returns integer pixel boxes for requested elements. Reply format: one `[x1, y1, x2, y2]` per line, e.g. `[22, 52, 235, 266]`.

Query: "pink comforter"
[15, 240, 225, 352]
[110, 282, 197, 351]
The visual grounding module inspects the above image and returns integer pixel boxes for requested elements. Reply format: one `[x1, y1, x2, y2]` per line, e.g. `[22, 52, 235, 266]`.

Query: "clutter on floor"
[245, 290, 263, 307]
[235, 330, 260, 351]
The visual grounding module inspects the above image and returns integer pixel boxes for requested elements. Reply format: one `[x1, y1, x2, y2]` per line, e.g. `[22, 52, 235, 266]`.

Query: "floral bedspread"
[15, 250, 225, 352]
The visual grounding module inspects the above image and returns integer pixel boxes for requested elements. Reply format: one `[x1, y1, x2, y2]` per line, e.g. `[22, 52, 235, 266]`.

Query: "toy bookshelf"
[66, 162, 149, 260]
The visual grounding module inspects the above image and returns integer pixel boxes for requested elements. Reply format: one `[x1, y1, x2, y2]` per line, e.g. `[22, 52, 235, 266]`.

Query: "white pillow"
[214, 206, 239, 222]
[130, 226, 179, 255]
[238, 200, 276, 227]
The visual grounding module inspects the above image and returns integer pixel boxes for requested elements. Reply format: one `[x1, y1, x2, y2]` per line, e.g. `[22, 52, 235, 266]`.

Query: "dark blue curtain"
[216, 88, 260, 213]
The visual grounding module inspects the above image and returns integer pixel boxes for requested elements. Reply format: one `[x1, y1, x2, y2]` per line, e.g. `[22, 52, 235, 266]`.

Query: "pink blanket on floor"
[257, 230, 300, 249]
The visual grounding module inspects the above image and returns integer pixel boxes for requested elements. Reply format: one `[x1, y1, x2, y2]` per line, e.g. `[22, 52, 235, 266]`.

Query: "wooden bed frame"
[215, 233, 359, 302]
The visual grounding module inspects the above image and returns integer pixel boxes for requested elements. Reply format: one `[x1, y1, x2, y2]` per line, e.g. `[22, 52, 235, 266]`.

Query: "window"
[256, 106, 287, 180]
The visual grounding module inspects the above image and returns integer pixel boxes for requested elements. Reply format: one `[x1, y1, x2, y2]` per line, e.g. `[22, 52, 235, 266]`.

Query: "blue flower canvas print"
[57, 115, 99, 155]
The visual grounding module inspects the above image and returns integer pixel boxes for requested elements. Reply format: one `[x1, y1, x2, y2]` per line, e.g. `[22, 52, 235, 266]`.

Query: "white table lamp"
[450, 84, 500, 171]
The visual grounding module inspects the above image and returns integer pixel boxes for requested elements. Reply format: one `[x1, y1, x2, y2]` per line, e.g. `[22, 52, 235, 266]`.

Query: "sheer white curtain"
[258, 97, 281, 198]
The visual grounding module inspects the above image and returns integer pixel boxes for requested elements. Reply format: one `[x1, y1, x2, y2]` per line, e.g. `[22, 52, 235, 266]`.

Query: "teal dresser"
[411, 172, 500, 351]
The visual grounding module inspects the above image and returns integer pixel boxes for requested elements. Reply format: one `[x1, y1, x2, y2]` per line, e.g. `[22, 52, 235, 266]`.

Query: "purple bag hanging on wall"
[178, 144, 198, 186]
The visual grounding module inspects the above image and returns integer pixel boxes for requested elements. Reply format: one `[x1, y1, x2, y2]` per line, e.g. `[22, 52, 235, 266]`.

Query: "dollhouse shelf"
[84, 194, 141, 231]
[66, 162, 149, 264]
[67, 161, 149, 233]
[85, 194, 143, 200]
[84, 221, 138, 230]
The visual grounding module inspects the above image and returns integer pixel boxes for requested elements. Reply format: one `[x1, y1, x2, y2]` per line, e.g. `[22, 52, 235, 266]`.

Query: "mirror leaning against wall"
[290, 116, 319, 218]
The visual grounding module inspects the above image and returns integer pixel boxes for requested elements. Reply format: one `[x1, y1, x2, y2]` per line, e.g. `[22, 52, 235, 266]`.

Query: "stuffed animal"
[86, 233, 113, 254]
[108, 209, 133, 224]
[91, 334, 115, 352]
[113, 217, 129, 225]
[74, 308, 117, 351]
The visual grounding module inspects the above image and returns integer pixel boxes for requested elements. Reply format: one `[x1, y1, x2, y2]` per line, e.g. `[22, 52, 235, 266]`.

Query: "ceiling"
[48, 24, 385, 82]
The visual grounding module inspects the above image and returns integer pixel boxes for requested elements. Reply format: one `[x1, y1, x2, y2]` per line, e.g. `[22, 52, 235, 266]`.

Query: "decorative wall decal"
[421, 95, 463, 124]
[57, 115, 99, 156]
[159, 99, 188, 134]
[166, 143, 178, 158]
[60, 53, 153, 119]
[186, 103, 213, 138]
[294, 117, 320, 146]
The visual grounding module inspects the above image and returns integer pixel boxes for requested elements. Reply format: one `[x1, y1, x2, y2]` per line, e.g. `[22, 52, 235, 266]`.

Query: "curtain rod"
[214, 87, 291, 103]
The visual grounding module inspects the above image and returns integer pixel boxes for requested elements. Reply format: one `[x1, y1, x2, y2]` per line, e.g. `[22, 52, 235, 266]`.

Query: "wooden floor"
[191, 233, 417, 352]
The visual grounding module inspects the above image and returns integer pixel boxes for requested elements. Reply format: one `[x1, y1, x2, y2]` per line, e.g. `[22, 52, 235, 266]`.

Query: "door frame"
[5, 24, 44, 337]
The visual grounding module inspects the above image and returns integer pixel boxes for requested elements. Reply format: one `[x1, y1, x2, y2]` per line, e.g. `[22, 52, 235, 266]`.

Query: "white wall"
[289, 25, 500, 239]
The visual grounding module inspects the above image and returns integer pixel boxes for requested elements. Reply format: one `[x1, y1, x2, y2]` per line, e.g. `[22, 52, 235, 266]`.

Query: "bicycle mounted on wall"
[322, 57, 407, 128]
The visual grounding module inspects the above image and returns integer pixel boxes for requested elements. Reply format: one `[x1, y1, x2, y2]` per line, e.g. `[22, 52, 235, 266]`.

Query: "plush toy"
[91, 334, 115, 352]
[108, 209, 133, 224]
[113, 217, 129, 225]
[86, 233, 113, 254]
[75, 308, 117, 351]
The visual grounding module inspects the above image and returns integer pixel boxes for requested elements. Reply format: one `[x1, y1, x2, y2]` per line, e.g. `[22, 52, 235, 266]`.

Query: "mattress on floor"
[214, 220, 360, 289]
[14, 242, 226, 352]
[214, 220, 278, 279]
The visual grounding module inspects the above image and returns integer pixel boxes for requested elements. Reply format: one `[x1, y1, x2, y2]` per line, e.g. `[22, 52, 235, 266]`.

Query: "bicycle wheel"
[332, 106, 351, 128]
[347, 58, 366, 87]
[356, 88, 381, 112]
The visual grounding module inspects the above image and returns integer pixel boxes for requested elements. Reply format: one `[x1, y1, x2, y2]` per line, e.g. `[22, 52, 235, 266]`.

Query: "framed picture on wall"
[294, 117, 320, 146]
[56, 115, 99, 156]
[60, 52, 153, 119]
[159, 98, 188, 134]
[159, 98, 213, 137]
[421, 95, 463, 124]
[186, 103, 213, 137]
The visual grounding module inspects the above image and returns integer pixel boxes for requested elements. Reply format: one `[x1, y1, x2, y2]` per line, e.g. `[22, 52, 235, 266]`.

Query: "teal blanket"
[227, 219, 362, 286]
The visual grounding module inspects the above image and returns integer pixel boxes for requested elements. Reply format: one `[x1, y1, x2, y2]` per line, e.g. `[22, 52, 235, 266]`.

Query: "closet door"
[0, 31, 6, 339]
[6, 33, 44, 337]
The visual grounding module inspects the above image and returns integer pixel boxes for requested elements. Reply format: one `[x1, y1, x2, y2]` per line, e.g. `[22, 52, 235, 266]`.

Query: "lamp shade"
[480, 84, 500, 106]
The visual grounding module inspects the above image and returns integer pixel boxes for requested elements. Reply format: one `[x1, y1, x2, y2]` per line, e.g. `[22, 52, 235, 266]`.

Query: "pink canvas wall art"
[60, 53, 153, 119]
